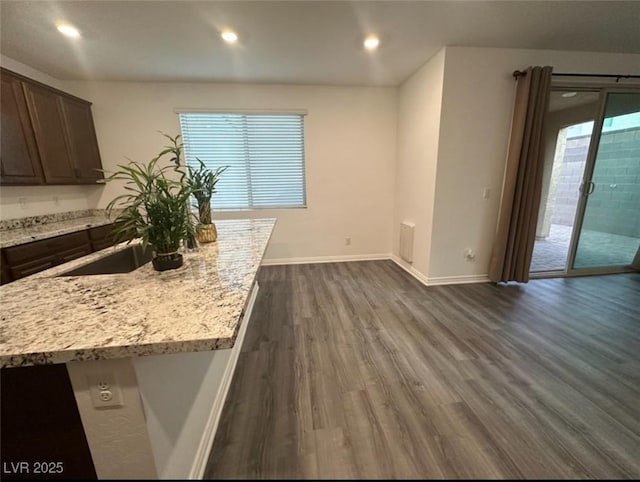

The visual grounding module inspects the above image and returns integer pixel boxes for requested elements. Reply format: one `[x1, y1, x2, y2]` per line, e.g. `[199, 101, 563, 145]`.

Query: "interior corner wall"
[392, 49, 445, 278]
[428, 46, 640, 279]
[0, 56, 103, 220]
[1, 54, 66, 90]
[63, 80, 397, 262]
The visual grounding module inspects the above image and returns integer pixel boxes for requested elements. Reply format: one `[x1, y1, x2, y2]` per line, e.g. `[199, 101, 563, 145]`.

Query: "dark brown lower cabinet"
[88, 224, 115, 252]
[3, 231, 91, 282]
[1, 250, 11, 285]
[0, 224, 115, 285]
[5, 255, 58, 281]
[1, 364, 97, 480]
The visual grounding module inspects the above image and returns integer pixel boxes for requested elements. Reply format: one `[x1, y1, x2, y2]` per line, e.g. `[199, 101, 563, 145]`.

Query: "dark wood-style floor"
[205, 261, 640, 479]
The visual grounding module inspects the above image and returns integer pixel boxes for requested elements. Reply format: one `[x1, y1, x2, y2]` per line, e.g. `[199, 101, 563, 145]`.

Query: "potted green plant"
[158, 133, 228, 244]
[187, 160, 227, 243]
[105, 155, 197, 272]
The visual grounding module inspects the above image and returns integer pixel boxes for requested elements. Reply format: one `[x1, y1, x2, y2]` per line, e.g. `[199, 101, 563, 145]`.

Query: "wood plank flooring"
[204, 261, 640, 479]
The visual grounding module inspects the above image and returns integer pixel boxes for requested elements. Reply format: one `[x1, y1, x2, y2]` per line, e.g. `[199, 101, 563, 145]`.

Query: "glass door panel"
[530, 90, 600, 274]
[573, 92, 640, 270]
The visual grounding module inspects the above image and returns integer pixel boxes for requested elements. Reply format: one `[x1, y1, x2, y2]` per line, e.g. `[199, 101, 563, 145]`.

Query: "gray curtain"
[488, 66, 553, 283]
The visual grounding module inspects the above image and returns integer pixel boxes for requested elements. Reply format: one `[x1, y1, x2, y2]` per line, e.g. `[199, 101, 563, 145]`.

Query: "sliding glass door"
[569, 91, 640, 273]
[530, 90, 600, 273]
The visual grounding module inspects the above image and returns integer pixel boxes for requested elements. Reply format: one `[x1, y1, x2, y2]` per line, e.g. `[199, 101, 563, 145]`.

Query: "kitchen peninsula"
[0, 218, 276, 479]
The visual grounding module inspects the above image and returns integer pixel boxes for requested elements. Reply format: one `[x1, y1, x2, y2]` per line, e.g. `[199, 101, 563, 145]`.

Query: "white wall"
[134, 349, 231, 479]
[0, 56, 104, 219]
[392, 49, 445, 278]
[66, 358, 158, 479]
[64, 80, 397, 262]
[1, 55, 66, 90]
[428, 47, 640, 280]
[0, 185, 103, 219]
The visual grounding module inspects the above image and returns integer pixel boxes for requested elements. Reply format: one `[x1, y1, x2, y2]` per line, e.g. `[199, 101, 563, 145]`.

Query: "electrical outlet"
[88, 373, 123, 408]
[464, 249, 476, 261]
[18, 197, 28, 209]
[99, 390, 113, 402]
[483, 188, 492, 199]
[345, 237, 351, 246]
[53, 196, 60, 206]
[98, 380, 110, 390]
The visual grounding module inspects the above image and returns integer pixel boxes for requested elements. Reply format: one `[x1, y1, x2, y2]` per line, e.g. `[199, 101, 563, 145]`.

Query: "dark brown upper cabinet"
[0, 71, 44, 184]
[61, 96, 104, 182]
[0, 68, 103, 186]
[23, 81, 77, 184]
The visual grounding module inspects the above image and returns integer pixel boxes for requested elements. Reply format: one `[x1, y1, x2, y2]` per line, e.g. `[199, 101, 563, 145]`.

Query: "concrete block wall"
[552, 127, 640, 238]
[583, 126, 640, 238]
[551, 135, 588, 227]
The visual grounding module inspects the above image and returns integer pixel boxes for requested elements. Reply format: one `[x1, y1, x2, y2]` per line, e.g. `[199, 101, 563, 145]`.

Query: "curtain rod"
[512, 70, 640, 81]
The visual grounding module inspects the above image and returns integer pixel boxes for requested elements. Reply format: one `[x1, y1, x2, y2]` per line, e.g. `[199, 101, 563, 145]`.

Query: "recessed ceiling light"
[561, 92, 577, 98]
[364, 35, 380, 50]
[221, 30, 238, 44]
[57, 24, 80, 39]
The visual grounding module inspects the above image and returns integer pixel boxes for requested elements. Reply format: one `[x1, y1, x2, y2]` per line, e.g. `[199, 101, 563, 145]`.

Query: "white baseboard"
[264, 253, 489, 286]
[389, 255, 490, 286]
[189, 283, 260, 480]
[427, 274, 491, 285]
[261, 253, 390, 266]
[389, 254, 430, 285]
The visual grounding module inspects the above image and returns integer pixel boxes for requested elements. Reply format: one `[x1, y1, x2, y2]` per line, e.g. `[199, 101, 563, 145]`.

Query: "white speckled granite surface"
[0, 218, 275, 368]
[0, 210, 114, 248]
[0, 209, 105, 231]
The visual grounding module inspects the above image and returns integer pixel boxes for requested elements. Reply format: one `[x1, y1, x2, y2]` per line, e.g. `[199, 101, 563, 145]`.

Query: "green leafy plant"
[105, 154, 197, 259]
[157, 132, 228, 225]
[156, 132, 184, 171]
[187, 160, 228, 225]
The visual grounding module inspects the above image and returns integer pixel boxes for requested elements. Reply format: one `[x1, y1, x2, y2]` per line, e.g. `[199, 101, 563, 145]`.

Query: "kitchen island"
[0, 218, 276, 479]
[1, 218, 275, 367]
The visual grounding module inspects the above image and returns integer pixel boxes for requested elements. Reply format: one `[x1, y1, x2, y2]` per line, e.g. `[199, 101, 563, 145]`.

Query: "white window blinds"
[179, 112, 307, 210]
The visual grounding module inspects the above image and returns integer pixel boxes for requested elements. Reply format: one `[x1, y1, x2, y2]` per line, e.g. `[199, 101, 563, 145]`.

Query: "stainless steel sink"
[58, 245, 153, 276]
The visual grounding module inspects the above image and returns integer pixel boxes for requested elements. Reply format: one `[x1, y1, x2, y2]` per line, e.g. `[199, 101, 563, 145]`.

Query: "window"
[179, 112, 306, 210]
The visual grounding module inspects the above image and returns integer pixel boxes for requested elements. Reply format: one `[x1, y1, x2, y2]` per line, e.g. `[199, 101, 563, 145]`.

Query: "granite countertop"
[0, 218, 276, 368]
[0, 210, 114, 249]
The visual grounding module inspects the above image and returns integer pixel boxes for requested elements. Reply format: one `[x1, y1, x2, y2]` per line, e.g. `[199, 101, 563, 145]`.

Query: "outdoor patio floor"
[531, 223, 640, 272]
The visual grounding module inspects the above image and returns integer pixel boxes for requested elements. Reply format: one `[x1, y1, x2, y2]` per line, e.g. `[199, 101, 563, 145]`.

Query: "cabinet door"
[4, 230, 90, 264]
[56, 244, 93, 265]
[8, 255, 58, 281]
[61, 96, 104, 183]
[0, 71, 44, 184]
[88, 224, 115, 251]
[1, 250, 12, 285]
[23, 82, 76, 184]
[1, 365, 98, 479]
[3, 230, 92, 282]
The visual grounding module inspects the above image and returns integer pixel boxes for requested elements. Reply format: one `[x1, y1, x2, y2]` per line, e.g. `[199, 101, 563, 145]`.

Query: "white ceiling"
[548, 91, 600, 113]
[1, 1, 640, 86]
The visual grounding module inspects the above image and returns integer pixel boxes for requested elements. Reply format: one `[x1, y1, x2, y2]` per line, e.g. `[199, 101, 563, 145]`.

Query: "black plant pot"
[152, 253, 183, 272]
